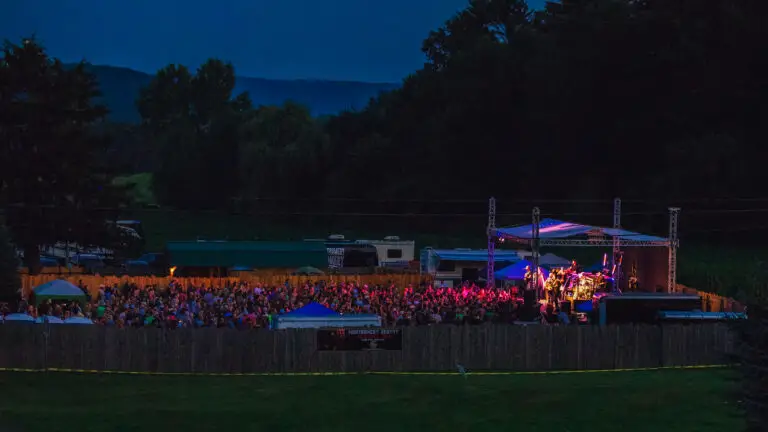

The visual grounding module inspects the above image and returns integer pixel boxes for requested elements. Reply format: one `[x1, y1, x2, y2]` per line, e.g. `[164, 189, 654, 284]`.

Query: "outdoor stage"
[486, 198, 680, 298]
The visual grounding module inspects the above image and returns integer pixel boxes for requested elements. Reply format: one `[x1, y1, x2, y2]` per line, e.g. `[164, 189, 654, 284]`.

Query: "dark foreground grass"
[0, 369, 741, 432]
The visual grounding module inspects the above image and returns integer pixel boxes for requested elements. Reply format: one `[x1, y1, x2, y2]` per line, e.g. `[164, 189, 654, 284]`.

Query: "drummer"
[569, 260, 580, 273]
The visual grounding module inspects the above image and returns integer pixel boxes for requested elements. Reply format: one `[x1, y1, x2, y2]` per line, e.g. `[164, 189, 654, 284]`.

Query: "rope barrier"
[0, 364, 727, 377]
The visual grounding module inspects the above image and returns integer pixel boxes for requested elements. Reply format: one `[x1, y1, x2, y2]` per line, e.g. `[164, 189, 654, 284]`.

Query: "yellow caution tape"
[0, 364, 727, 377]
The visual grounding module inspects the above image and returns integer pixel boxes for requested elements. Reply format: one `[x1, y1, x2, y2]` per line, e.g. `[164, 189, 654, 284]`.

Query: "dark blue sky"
[3, 0, 544, 83]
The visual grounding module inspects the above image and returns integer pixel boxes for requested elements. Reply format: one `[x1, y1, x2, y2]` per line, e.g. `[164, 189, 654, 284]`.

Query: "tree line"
[3, 0, 768, 263]
[127, 0, 768, 210]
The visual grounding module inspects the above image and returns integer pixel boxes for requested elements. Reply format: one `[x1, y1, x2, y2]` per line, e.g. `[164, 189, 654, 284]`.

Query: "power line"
[0, 206, 659, 218]
[232, 197, 628, 204]
[6, 196, 768, 207]
[672, 197, 768, 203]
[4, 203, 768, 218]
[683, 225, 768, 234]
[681, 209, 768, 214]
[226, 197, 768, 204]
[4, 206, 768, 218]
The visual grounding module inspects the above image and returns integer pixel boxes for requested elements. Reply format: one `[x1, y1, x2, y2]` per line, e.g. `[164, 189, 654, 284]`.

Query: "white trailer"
[355, 236, 415, 269]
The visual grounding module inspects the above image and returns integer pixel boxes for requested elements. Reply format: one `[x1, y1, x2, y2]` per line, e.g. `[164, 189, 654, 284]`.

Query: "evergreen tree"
[137, 59, 251, 208]
[0, 38, 124, 273]
[0, 224, 20, 303]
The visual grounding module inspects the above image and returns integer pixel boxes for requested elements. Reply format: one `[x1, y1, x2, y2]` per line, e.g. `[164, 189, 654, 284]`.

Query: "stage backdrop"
[621, 247, 669, 292]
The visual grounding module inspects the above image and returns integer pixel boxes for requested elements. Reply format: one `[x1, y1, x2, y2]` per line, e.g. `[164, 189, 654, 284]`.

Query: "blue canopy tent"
[63, 317, 94, 325]
[3, 313, 35, 323]
[33, 280, 87, 306]
[275, 302, 380, 329]
[495, 260, 549, 281]
[284, 302, 339, 317]
[35, 315, 64, 324]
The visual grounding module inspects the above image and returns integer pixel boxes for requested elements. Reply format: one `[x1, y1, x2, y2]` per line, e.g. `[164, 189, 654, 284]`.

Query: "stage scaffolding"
[487, 198, 681, 293]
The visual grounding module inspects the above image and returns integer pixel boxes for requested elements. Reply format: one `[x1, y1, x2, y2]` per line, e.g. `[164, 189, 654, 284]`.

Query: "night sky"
[3, 0, 544, 83]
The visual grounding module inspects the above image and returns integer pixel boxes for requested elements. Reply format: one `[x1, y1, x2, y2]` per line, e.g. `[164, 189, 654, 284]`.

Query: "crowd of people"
[4, 280, 533, 328]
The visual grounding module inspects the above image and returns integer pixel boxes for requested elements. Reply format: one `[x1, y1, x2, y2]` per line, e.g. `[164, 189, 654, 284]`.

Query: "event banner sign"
[317, 328, 403, 351]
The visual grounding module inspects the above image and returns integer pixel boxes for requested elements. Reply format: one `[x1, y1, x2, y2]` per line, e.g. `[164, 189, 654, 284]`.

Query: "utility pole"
[486, 197, 496, 289]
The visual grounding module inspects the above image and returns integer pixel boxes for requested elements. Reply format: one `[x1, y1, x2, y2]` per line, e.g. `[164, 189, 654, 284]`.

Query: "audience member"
[5, 280, 524, 328]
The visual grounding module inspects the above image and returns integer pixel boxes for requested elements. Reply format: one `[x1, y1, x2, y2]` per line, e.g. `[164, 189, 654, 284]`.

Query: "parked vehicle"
[70, 254, 106, 274]
[125, 252, 169, 275]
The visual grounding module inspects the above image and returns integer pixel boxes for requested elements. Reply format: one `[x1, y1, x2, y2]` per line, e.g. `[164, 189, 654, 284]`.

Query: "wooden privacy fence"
[676, 284, 746, 313]
[0, 324, 733, 374]
[20, 274, 429, 298]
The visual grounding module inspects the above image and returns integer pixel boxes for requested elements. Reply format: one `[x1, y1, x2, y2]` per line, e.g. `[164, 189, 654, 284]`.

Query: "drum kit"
[563, 272, 601, 301]
[545, 260, 614, 306]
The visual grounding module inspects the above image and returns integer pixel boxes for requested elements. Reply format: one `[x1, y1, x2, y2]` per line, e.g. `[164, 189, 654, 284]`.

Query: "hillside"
[77, 64, 400, 122]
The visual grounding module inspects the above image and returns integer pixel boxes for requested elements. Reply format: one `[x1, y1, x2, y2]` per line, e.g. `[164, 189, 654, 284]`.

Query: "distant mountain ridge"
[74, 64, 401, 122]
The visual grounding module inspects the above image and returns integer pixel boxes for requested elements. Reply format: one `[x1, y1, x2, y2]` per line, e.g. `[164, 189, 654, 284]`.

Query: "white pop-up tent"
[274, 302, 381, 329]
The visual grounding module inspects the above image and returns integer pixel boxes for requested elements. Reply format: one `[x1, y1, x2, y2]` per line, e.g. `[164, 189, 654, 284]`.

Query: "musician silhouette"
[524, 265, 534, 289]
[569, 260, 580, 273]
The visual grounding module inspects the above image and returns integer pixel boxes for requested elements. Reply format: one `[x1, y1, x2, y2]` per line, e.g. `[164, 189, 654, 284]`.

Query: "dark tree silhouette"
[0, 38, 124, 273]
[136, 60, 251, 208]
[0, 224, 20, 303]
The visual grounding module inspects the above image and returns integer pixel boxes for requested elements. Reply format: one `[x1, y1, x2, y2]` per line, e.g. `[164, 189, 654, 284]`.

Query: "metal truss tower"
[487, 197, 496, 288]
[613, 198, 622, 283]
[613, 198, 621, 256]
[531, 207, 541, 298]
[667, 207, 680, 293]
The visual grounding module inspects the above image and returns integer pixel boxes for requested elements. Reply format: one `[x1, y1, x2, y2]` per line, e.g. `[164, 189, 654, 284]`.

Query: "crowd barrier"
[20, 274, 430, 298]
[0, 324, 733, 374]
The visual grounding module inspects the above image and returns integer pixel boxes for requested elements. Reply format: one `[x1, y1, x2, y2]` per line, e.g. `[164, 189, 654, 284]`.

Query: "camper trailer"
[355, 236, 415, 269]
[306, 235, 415, 272]
[322, 235, 379, 273]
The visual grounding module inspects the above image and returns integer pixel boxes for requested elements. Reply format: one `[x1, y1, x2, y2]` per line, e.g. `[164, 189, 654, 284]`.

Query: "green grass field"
[125, 208, 484, 251]
[113, 173, 156, 205]
[0, 369, 742, 431]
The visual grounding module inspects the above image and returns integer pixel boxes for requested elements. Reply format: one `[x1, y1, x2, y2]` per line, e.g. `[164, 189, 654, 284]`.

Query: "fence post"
[41, 322, 50, 371]
[658, 325, 665, 367]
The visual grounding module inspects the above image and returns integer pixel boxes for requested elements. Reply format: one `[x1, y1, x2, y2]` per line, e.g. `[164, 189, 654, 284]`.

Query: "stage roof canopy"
[496, 218, 669, 247]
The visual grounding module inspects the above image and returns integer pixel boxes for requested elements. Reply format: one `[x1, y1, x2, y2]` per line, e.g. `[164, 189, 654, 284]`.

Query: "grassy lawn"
[125, 208, 485, 251]
[0, 369, 742, 432]
[113, 173, 156, 206]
